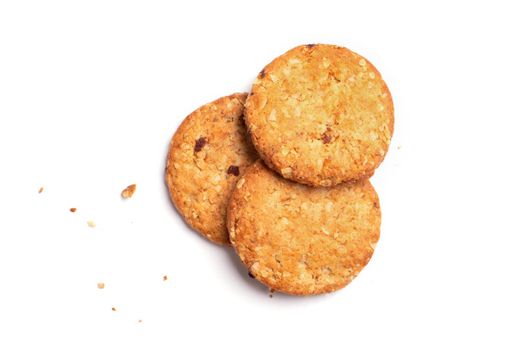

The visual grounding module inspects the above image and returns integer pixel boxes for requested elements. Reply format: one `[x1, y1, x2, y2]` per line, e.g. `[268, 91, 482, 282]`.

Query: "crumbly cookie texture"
[166, 93, 258, 245]
[227, 161, 381, 295]
[245, 44, 394, 187]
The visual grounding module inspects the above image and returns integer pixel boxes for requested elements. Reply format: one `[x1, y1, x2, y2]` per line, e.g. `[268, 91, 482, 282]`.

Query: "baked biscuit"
[244, 44, 394, 187]
[166, 93, 258, 245]
[227, 161, 381, 295]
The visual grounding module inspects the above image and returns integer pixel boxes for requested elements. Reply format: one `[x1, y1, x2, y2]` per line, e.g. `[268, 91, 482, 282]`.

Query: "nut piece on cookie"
[227, 165, 240, 176]
[194, 137, 207, 152]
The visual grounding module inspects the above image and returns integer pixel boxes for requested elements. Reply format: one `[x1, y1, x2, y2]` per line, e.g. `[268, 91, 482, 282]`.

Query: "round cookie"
[166, 93, 258, 245]
[227, 160, 381, 295]
[244, 44, 394, 187]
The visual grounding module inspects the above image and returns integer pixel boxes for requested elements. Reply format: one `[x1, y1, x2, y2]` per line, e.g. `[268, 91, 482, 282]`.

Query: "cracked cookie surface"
[166, 93, 258, 245]
[227, 160, 381, 295]
[244, 44, 394, 187]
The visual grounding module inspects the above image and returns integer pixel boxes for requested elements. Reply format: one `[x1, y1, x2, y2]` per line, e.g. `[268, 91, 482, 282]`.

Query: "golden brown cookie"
[244, 44, 394, 187]
[227, 161, 381, 295]
[166, 93, 258, 245]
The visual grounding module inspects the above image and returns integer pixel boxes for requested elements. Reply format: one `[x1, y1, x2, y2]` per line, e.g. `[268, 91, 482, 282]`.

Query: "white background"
[1, 1, 524, 349]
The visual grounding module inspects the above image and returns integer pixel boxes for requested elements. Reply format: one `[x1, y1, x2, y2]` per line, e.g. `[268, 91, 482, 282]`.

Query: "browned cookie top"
[166, 93, 258, 245]
[245, 44, 394, 187]
[227, 161, 381, 295]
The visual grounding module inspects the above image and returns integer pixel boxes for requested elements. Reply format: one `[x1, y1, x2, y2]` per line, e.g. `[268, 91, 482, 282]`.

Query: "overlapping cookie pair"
[166, 44, 394, 295]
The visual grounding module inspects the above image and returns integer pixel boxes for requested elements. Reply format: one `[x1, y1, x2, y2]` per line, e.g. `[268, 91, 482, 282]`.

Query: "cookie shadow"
[223, 246, 271, 296]
[162, 130, 334, 302]
[223, 247, 335, 302]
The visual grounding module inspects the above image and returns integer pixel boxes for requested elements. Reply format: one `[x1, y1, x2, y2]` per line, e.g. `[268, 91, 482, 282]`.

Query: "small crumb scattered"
[70, 208, 77, 213]
[269, 288, 275, 298]
[111, 307, 117, 312]
[38, 187, 44, 194]
[87, 220, 96, 228]
[163, 275, 168, 281]
[121, 184, 137, 199]
[397, 145, 402, 150]
[97, 282, 105, 289]
[138, 319, 143, 323]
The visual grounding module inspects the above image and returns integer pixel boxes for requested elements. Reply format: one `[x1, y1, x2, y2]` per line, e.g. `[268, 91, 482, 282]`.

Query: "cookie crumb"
[227, 165, 240, 176]
[194, 137, 207, 152]
[121, 184, 136, 199]
[248, 272, 255, 279]
[138, 319, 143, 323]
[163, 275, 168, 281]
[269, 288, 275, 298]
[70, 208, 77, 213]
[111, 307, 117, 312]
[38, 187, 44, 194]
[87, 220, 96, 228]
[97, 282, 105, 289]
[397, 145, 402, 150]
